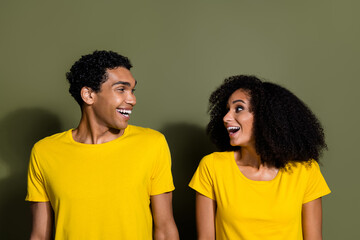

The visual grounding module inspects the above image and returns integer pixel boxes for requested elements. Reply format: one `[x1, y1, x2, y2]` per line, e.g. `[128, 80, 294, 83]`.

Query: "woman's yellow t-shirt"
[189, 151, 330, 240]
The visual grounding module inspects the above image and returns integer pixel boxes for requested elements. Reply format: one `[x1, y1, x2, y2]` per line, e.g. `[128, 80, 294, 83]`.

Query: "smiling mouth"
[227, 126, 240, 134]
[116, 109, 132, 117]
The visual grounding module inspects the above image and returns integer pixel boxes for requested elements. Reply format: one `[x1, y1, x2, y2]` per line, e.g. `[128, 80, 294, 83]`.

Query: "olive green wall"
[0, 0, 359, 239]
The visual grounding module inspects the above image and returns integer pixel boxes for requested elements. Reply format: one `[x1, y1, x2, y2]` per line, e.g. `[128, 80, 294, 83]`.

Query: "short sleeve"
[150, 135, 175, 196]
[188, 155, 215, 200]
[303, 161, 331, 204]
[25, 146, 49, 202]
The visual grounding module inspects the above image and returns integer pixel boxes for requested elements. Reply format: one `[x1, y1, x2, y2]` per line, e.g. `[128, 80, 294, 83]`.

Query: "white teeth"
[117, 109, 132, 115]
[227, 126, 240, 131]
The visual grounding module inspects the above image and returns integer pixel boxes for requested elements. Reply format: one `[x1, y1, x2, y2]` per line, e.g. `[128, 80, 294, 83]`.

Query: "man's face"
[90, 67, 136, 131]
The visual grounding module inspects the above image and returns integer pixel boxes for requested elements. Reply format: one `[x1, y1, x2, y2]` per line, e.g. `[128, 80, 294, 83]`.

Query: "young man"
[26, 50, 179, 239]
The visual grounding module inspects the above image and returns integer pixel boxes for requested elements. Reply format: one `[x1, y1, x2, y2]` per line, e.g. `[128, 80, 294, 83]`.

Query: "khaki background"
[0, 0, 359, 239]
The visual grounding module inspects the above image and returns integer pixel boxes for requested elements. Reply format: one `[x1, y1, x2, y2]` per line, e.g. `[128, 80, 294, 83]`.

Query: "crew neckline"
[67, 125, 131, 147]
[229, 151, 282, 184]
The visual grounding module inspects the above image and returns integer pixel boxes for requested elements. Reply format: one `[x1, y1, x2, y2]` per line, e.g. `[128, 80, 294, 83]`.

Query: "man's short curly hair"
[207, 75, 327, 168]
[66, 50, 132, 107]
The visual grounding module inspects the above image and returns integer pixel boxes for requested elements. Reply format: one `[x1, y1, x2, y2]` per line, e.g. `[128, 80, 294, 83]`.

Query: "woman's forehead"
[228, 89, 251, 103]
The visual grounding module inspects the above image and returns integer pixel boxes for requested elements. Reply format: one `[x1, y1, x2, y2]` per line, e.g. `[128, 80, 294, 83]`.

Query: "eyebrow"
[232, 99, 246, 104]
[112, 80, 137, 87]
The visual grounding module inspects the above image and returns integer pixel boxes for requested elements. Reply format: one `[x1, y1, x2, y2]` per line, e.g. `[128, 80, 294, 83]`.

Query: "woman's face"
[223, 89, 255, 147]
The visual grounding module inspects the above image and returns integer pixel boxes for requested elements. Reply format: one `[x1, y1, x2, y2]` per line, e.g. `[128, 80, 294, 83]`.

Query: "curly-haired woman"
[189, 75, 331, 240]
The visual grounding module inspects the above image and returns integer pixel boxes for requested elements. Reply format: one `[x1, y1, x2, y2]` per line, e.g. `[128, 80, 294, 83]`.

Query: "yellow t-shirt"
[26, 125, 175, 240]
[189, 151, 331, 240]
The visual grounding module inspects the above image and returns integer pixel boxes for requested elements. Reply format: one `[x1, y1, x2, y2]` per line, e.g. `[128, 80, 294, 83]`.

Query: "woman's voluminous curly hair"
[207, 75, 327, 168]
[66, 50, 132, 107]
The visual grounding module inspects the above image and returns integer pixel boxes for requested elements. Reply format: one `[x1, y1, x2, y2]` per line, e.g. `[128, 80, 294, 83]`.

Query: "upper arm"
[302, 197, 322, 240]
[150, 192, 179, 240]
[30, 202, 53, 240]
[196, 192, 216, 240]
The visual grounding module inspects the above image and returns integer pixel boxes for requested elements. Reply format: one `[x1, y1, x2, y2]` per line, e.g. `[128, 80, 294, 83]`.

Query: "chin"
[111, 123, 128, 131]
[230, 140, 246, 147]
[118, 124, 128, 130]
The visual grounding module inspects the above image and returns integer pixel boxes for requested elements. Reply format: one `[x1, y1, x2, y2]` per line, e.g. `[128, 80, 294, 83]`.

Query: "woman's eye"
[117, 88, 125, 92]
[235, 106, 243, 112]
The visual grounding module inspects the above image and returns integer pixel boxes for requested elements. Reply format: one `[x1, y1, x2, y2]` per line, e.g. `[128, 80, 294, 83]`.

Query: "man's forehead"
[111, 80, 137, 87]
[106, 67, 137, 86]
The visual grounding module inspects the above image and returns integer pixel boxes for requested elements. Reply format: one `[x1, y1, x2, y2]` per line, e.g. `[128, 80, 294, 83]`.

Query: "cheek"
[244, 117, 254, 131]
[116, 95, 127, 104]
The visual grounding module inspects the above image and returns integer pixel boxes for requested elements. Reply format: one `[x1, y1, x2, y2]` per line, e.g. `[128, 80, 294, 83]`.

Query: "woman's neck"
[234, 147, 279, 181]
[235, 147, 261, 168]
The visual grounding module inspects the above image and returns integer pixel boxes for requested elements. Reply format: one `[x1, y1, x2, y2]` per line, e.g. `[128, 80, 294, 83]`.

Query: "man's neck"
[72, 113, 125, 144]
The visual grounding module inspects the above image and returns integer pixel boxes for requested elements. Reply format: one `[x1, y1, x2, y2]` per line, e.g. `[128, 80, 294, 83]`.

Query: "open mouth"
[227, 126, 240, 134]
[117, 109, 132, 117]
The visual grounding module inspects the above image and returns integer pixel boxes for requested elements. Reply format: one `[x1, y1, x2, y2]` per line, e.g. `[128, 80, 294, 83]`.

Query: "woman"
[189, 75, 330, 240]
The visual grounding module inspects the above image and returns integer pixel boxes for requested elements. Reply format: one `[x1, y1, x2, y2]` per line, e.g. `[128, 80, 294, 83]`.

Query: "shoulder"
[205, 151, 233, 161]
[199, 151, 233, 167]
[33, 130, 71, 151]
[127, 125, 163, 136]
[285, 159, 320, 170]
[282, 159, 321, 177]
[126, 125, 166, 142]
[127, 125, 164, 138]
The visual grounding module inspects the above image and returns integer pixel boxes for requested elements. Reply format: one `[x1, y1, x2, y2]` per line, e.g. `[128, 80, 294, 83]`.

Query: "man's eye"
[117, 88, 125, 92]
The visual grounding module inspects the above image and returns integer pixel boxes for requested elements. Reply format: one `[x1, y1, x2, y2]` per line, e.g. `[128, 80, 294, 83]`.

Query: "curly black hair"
[207, 75, 327, 168]
[66, 50, 132, 106]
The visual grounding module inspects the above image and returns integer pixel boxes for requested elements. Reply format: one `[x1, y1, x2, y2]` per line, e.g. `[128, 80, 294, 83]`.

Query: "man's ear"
[80, 87, 96, 105]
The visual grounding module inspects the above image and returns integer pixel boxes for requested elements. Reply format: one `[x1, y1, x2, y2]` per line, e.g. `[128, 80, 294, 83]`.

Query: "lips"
[227, 126, 240, 136]
[116, 109, 132, 118]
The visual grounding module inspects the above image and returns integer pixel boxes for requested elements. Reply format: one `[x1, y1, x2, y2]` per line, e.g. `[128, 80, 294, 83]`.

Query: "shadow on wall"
[0, 108, 62, 240]
[161, 123, 217, 240]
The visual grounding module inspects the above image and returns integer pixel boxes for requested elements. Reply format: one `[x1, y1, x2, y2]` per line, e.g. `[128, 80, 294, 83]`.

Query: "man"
[26, 50, 179, 239]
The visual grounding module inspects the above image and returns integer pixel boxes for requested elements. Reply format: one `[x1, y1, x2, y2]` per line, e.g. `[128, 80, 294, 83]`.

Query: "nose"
[223, 110, 232, 123]
[126, 92, 136, 106]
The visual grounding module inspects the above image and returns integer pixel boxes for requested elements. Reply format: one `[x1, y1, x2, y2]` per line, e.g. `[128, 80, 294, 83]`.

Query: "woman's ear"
[80, 87, 95, 105]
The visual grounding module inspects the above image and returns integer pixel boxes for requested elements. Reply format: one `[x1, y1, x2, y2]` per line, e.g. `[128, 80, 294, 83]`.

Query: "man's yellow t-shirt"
[26, 125, 175, 239]
[189, 151, 330, 240]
